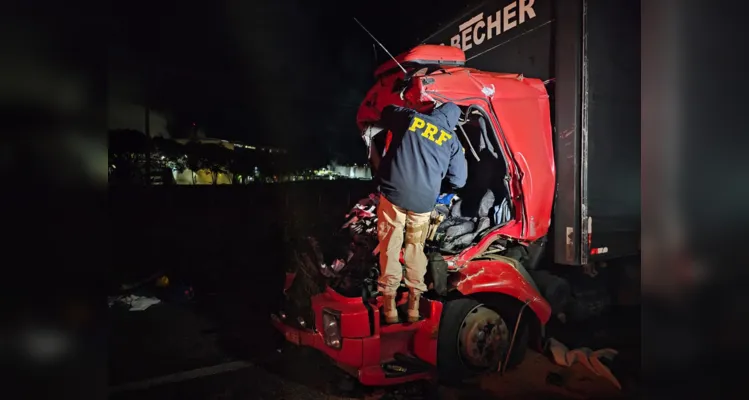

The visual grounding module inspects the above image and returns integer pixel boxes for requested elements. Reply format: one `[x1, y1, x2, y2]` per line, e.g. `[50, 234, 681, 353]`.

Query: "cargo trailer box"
[418, 0, 640, 266]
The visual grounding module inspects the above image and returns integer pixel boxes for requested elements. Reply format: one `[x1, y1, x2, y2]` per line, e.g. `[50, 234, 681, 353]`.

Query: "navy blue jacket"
[377, 103, 468, 213]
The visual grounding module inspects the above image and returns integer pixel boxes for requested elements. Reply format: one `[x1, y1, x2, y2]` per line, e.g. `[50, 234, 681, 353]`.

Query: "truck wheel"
[437, 297, 528, 384]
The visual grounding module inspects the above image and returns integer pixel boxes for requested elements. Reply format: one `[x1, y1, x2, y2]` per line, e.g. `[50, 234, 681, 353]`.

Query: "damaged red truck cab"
[272, 45, 556, 386]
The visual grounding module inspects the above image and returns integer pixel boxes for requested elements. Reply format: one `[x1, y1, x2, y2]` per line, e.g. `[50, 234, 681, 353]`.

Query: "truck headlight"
[322, 308, 342, 350]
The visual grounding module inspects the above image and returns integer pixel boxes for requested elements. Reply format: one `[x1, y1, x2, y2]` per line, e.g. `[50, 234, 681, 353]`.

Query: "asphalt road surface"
[109, 293, 638, 399]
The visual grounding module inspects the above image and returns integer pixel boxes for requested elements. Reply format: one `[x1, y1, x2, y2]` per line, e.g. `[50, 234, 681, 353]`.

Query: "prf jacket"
[377, 102, 467, 213]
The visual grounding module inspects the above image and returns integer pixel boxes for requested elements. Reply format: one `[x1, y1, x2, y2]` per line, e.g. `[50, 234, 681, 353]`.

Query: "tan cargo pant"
[377, 195, 431, 296]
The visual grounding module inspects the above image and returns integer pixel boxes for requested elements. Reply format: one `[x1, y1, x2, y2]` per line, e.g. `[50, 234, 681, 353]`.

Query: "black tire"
[437, 297, 529, 385]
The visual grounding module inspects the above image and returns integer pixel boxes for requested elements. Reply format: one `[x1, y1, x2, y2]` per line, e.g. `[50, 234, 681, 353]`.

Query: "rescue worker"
[375, 102, 467, 323]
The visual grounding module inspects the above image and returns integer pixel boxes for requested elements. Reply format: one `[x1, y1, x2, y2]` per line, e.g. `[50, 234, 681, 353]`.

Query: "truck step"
[358, 365, 433, 386]
[381, 354, 431, 378]
[393, 352, 432, 370]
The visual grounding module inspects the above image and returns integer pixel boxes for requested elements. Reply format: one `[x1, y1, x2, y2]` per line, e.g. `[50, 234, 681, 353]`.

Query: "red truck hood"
[356, 45, 555, 241]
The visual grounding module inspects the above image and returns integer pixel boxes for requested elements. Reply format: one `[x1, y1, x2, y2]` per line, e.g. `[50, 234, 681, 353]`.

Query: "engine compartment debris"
[285, 190, 513, 305]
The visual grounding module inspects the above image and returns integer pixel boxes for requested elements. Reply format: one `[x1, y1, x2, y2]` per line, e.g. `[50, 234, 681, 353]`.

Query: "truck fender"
[453, 259, 552, 324]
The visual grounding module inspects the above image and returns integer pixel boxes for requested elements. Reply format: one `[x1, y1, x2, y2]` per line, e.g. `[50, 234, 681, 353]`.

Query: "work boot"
[407, 291, 421, 323]
[382, 294, 399, 324]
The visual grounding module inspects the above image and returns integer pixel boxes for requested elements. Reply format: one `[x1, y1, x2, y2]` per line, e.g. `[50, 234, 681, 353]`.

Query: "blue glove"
[436, 193, 456, 206]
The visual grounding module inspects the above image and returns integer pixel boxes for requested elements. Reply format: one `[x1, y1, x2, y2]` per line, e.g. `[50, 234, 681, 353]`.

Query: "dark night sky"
[110, 0, 478, 165]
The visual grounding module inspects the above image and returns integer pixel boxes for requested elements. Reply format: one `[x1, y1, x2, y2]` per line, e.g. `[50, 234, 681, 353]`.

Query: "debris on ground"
[547, 337, 621, 389]
[110, 273, 195, 311]
[476, 350, 626, 399]
[109, 294, 162, 311]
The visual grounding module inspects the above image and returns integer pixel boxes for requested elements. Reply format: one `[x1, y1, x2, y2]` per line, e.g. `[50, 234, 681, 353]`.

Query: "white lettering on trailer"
[448, 0, 537, 52]
[458, 14, 484, 32]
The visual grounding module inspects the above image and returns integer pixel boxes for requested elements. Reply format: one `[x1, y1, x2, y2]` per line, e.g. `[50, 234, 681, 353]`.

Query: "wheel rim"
[457, 304, 509, 370]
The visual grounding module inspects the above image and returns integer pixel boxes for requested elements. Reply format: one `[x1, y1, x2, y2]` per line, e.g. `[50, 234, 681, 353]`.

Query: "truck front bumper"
[271, 287, 435, 386]
[272, 287, 373, 369]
